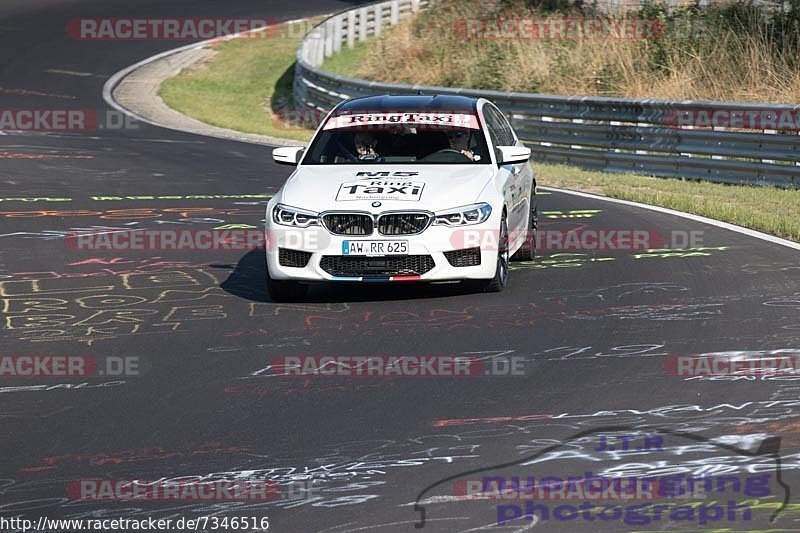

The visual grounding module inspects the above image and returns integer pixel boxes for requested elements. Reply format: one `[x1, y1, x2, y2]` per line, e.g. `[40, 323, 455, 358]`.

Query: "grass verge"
[321, 40, 370, 77]
[160, 15, 800, 242]
[159, 19, 322, 143]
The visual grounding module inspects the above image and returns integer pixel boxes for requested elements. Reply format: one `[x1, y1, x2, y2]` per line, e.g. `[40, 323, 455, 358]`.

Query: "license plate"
[342, 240, 408, 256]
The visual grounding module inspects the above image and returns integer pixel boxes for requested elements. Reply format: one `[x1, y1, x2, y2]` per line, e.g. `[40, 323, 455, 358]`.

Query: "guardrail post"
[374, 3, 383, 36]
[610, 120, 621, 153]
[359, 7, 368, 42]
[571, 118, 583, 151]
[712, 124, 725, 160]
[333, 16, 343, 54]
[635, 119, 647, 156]
[306, 25, 324, 67]
[763, 127, 776, 164]
[390, 0, 400, 25]
[541, 117, 553, 149]
[315, 28, 325, 66]
[347, 10, 356, 48]
[680, 124, 693, 158]
[324, 19, 334, 57]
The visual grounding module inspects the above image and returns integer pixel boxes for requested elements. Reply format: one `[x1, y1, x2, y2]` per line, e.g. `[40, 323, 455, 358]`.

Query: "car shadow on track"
[217, 249, 483, 303]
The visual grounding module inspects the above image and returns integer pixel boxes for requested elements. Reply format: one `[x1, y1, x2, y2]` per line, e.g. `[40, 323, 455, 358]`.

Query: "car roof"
[334, 94, 481, 114]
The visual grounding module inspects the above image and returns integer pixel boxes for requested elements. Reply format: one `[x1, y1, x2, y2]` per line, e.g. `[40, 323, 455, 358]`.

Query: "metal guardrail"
[294, 0, 800, 187]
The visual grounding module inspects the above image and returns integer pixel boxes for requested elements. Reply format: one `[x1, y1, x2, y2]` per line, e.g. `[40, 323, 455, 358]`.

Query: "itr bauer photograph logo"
[413, 426, 789, 529]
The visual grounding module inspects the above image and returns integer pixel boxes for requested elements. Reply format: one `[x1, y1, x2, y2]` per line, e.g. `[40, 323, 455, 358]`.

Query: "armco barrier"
[294, 0, 799, 188]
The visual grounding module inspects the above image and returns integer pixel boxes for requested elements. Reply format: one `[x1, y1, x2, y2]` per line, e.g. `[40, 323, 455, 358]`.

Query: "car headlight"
[434, 203, 492, 226]
[272, 204, 320, 227]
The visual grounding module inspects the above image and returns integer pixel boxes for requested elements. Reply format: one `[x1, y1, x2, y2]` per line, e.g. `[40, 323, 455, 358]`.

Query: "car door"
[483, 104, 527, 243]
[497, 106, 534, 232]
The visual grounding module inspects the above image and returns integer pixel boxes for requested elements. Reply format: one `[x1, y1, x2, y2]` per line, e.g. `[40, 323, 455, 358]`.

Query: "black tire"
[483, 214, 509, 293]
[511, 190, 537, 262]
[266, 262, 308, 302]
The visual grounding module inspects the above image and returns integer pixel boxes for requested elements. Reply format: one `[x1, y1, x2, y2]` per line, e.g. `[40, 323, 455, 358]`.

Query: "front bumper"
[265, 222, 499, 282]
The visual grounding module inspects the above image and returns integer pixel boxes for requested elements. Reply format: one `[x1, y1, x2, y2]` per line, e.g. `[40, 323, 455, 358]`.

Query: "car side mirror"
[496, 145, 531, 165]
[273, 146, 305, 166]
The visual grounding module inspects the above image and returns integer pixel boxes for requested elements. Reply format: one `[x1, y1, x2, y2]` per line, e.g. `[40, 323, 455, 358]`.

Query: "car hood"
[278, 165, 495, 213]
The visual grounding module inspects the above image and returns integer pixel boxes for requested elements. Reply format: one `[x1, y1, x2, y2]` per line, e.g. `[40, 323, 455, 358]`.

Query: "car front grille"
[279, 248, 312, 268]
[320, 255, 435, 277]
[322, 213, 373, 235]
[377, 212, 432, 235]
[444, 247, 482, 267]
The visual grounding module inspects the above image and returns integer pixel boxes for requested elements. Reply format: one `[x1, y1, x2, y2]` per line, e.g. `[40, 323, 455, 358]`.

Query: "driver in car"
[445, 130, 476, 161]
[354, 132, 381, 161]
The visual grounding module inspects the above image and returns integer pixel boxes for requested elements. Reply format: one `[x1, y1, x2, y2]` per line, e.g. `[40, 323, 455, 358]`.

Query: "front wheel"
[266, 262, 308, 302]
[483, 214, 509, 293]
[511, 192, 537, 261]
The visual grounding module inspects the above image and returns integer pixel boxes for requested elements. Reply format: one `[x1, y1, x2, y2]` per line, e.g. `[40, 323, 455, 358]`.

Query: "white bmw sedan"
[265, 95, 537, 301]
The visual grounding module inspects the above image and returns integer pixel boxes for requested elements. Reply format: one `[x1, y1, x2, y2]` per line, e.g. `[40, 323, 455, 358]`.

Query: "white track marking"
[46, 69, 93, 77]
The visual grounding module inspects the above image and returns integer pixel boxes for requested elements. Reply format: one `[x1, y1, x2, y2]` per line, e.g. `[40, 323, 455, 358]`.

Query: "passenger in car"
[445, 130, 476, 161]
[354, 132, 380, 160]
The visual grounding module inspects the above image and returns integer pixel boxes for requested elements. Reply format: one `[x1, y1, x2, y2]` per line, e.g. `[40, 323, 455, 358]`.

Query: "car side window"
[485, 105, 515, 146]
[498, 109, 516, 145]
[482, 109, 502, 149]
[482, 104, 514, 164]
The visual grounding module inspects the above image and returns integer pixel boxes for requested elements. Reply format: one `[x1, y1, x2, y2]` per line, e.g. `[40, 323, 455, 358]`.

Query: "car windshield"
[303, 112, 491, 164]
